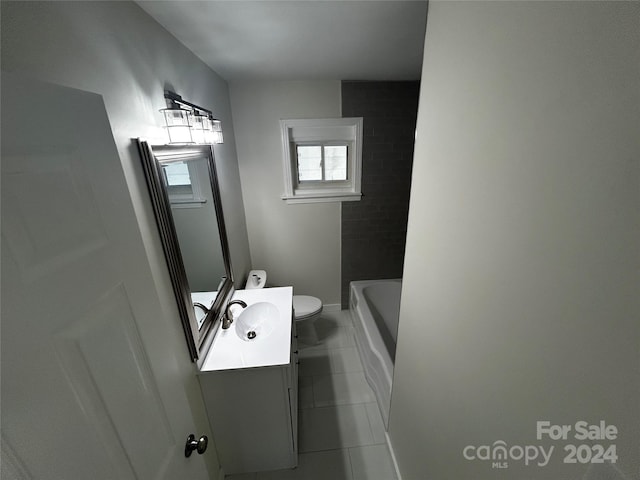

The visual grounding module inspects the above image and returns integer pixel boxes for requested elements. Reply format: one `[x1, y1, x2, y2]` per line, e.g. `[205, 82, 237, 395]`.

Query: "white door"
[1, 75, 215, 479]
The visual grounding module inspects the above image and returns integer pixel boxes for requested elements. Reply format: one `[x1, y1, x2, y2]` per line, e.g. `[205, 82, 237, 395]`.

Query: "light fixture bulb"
[161, 103, 193, 144]
[209, 118, 224, 144]
[191, 110, 211, 144]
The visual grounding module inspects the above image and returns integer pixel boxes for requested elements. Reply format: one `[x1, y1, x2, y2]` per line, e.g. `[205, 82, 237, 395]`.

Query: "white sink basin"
[235, 302, 279, 342]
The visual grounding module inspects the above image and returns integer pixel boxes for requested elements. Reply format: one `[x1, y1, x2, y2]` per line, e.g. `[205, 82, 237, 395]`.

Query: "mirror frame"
[137, 139, 234, 361]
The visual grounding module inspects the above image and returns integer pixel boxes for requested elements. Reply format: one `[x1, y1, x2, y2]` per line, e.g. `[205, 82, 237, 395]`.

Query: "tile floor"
[225, 310, 397, 480]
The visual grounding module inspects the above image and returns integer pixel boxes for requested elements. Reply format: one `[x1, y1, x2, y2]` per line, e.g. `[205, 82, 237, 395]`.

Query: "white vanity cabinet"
[197, 287, 298, 475]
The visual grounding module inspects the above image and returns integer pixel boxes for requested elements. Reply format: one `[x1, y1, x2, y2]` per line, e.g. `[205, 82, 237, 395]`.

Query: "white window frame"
[161, 158, 207, 208]
[295, 143, 349, 183]
[280, 117, 363, 204]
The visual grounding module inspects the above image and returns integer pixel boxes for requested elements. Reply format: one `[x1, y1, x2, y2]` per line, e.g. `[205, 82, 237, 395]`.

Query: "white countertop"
[199, 287, 293, 372]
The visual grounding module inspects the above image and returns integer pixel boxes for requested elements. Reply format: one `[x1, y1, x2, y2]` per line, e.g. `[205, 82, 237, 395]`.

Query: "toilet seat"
[293, 295, 322, 321]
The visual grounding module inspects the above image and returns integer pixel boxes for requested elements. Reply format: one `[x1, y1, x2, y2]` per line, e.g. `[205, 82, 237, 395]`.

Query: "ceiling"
[136, 1, 428, 82]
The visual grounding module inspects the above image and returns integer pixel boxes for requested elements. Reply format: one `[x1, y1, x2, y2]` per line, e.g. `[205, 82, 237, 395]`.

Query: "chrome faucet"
[222, 299, 247, 329]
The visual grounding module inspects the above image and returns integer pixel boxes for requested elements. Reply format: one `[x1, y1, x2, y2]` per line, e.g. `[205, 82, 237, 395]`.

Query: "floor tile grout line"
[300, 356, 364, 377]
[346, 447, 356, 480]
[299, 446, 350, 455]
[364, 401, 378, 441]
[299, 399, 374, 410]
[299, 344, 362, 355]
[346, 446, 355, 480]
[299, 438, 377, 455]
[298, 346, 355, 354]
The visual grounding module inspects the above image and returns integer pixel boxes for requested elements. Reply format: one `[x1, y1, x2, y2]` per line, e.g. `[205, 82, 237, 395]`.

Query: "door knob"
[185, 434, 208, 457]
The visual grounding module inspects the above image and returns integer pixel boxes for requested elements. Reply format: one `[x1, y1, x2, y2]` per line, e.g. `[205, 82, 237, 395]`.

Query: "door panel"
[2, 150, 108, 281]
[1, 75, 213, 479]
[53, 284, 175, 479]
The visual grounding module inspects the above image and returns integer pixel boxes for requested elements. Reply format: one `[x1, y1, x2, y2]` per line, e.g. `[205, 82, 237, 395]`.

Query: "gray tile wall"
[341, 81, 420, 308]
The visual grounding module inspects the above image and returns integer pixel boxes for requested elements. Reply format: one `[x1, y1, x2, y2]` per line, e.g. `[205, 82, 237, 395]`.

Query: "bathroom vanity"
[197, 287, 298, 475]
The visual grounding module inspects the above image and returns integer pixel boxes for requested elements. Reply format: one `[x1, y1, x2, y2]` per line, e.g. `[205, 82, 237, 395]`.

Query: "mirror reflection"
[162, 156, 227, 322]
[137, 141, 234, 360]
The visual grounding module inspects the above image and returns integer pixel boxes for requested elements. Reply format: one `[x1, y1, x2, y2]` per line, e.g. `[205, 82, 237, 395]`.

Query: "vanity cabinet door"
[199, 366, 296, 475]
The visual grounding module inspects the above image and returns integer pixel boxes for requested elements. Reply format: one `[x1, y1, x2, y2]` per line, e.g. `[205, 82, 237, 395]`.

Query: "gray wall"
[229, 81, 342, 305]
[1, 1, 251, 291]
[341, 81, 419, 308]
[390, 2, 640, 479]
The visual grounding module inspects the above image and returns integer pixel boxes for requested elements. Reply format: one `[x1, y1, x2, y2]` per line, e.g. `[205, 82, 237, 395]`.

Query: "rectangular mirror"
[137, 140, 234, 360]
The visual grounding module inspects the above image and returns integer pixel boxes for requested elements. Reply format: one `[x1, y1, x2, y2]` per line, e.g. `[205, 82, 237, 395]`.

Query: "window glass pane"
[163, 162, 191, 186]
[297, 146, 322, 181]
[324, 145, 347, 181]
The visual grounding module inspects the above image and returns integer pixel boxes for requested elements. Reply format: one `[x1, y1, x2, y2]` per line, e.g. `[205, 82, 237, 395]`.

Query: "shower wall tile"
[341, 81, 420, 307]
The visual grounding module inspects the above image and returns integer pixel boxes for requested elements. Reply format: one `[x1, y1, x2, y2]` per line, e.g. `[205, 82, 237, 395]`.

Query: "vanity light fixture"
[161, 90, 223, 145]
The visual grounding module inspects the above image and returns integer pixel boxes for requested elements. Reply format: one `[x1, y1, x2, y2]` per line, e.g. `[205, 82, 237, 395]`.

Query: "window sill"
[168, 197, 208, 208]
[281, 192, 362, 204]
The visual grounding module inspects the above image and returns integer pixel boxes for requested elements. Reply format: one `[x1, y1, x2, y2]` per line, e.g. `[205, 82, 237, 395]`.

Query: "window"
[296, 144, 348, 181]
[281, 118, 363, 203]
[161, 160, 207, 207]
[164, 162, 191, 186]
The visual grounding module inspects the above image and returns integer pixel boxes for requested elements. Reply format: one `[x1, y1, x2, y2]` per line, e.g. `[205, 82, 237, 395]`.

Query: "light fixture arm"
[164, 90, 215, 118]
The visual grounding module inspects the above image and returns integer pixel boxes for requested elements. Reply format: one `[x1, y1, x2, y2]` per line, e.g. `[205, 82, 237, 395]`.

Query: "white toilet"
[245, 270, 323, 323]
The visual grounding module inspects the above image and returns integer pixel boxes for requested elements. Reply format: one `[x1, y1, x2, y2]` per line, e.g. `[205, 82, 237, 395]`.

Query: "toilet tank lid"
[293, 295, 322, 317]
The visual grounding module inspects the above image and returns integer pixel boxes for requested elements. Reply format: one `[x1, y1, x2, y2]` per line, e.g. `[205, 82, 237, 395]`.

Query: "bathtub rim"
[349, 278, 401, 429]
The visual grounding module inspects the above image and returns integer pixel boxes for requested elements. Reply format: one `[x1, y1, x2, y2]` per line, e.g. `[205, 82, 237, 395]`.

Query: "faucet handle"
[221, 311, 233, 330]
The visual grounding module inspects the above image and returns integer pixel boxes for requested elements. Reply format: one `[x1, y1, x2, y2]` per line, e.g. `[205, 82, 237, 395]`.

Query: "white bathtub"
[349, 279, 401, 428]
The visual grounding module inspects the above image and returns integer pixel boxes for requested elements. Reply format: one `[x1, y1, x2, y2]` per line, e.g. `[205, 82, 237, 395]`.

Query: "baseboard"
[322, 303, 341, 312]
[385, 430, 402, 480]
